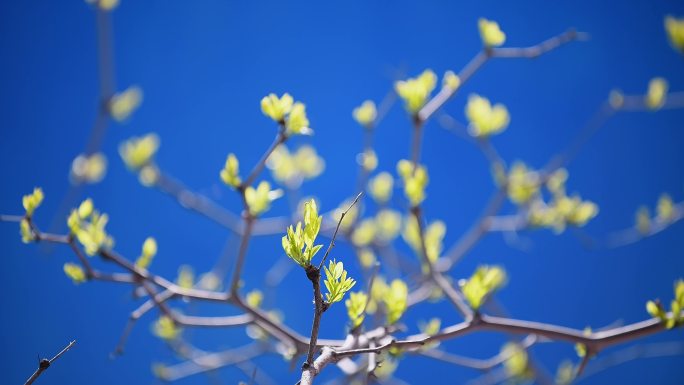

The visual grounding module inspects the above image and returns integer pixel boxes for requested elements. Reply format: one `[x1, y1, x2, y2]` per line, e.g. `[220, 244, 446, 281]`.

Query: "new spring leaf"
[245, 181, 281, 216]
[395, 70, 437, 114]
[352, 100, 377, 128]
[22, 187, 44, 216]
[282, 199, 323, 267]
[220, 153, 242, 188]
[63, 263, 86, 284]
[119, 133, 160, 170]
[323, 260, 356, 304]
[397, 159, 429, 206]
[68, 199, 114, 256]
[461, 265, 507, 310]
[135, 237, 158, 270]
[665, 16, 684, 54]
[466, 94, 510, 138]
[478, 18, 506, 47]
[384, 279, 408, 324]
[345, 291, 368, 328]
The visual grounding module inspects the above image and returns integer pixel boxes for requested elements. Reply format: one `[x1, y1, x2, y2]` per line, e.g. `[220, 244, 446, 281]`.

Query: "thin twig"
[575, 351, 592, 379]
[411, 206, 473, 318]
[24, 340, 76, 385]
[578, 341, 684, 383]
[304, 265, 325, 366]
[241, 132, 287, 189]
[410, 118, 424, 167]
[113, 290, 175, 356]
[419, 29, 581, 122]
[301, 192, 364, 381]
[155, 343, 267, 381]
[439, 188, 507, 271]
[318, 192, 363, 270]
[542, 102, 614, 176]
[155, 172, 244, 234]
[230, 217, 256, 295]
[0, 214, 24, 222]
[44, 7, 116, 244]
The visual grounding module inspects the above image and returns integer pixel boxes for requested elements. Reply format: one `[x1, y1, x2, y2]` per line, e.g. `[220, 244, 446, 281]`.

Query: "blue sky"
[1, 1, 684, 384]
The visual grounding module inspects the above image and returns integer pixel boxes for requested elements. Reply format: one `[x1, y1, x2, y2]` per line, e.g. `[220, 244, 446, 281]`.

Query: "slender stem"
[419, 29, 581, 122]
[241, 132, 287, 189]
[113, 290, 175, 356]
[49, 340, 76, 364]
[44, 10, 115, 232]
[95, 9, 115, 103]
[440, 188, 508, 271]
[605, 201, 684, 248]
[356, 128, 375, 193]
[155, 172, 244, 234]
[318, 192, 363, 270]
[301, 192, 364, 381]
[230, 216, 255, 295]
[373, 86, 398, 128]
[542, 102, 615, 176]
[490, 29, 581, 59]
[67, 238, 95, 277]
[578, 341, 684, 383]
[25, 340, 76, 385]
[149, 130, 290, 235]
[420, 335, 539, 371]
[576, 352, 592, 378]
[410, 92, 473, 318]
[232, 295, 312, 351]
[419, 50, 488, 122]
[410, 117, 424, 166]
[156, 343, 267, 382]
[411, 206, 472, 318]
[84, 7, 115, 155]
[333, 339, 425, 359]
[304, 267, 325, 366]
[0, 214, 24, 222]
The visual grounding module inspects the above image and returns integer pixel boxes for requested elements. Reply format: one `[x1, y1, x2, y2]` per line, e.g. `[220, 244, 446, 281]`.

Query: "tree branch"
[318, 192, 363, 270]
[418, 29, 582, 122]
[24, 340, 76, 385]
[241, 131, 287, 189]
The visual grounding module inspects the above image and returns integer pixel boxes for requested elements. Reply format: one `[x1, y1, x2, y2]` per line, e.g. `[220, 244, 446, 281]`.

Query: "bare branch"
[155, 343, 267, 382]
[578, 341, 684, 383]
[318, 191, 363, 270]
[230, 217, 256, 295]
[154, 171, 245, 234]
[24, 340, 76, 385]
[439, 188, 507, 272]
[419, 29, 582, 122]
[240, 131, 287, 189]
[302, 193, 364, 372]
